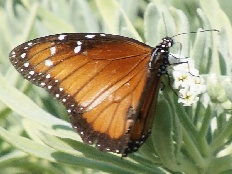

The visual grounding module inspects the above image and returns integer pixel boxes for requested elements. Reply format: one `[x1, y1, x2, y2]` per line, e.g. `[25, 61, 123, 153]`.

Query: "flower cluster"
[168, 54, 206, 106]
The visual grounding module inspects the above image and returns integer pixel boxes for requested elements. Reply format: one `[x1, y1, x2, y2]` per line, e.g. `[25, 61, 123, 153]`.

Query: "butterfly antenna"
[162, 13, 168, 37]
[172, 29, 219, 38]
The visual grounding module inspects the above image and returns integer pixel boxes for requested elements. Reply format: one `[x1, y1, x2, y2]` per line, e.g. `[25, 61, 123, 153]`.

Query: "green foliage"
[0, 0, 231, 173]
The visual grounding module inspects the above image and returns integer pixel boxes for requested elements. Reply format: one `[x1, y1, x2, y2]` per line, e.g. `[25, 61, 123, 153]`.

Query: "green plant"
[0, 0, 231, 173]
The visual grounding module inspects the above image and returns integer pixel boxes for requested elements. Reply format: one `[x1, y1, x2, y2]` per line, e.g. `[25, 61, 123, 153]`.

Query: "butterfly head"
[162, 37, 174, 48]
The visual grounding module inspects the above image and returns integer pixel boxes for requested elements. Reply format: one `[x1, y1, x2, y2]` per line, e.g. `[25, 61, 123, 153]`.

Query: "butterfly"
[9, 33, 174, 156]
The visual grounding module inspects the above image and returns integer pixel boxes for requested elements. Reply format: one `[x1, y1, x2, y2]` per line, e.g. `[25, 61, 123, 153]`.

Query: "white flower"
[172, 71, 192, 89]
[178, 88, 200, 106]
[192, 76, 206, 93]
[169, 54, 206, 106]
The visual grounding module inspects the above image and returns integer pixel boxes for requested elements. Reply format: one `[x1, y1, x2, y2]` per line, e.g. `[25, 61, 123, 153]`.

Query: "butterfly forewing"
[10, 33, 165, 155]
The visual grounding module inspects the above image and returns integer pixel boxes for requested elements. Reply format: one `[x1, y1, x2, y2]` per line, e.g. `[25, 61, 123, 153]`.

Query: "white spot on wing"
[106, 148, 110, 151]
[74, 45, 81, 53]
[58, 34, 66, 40]
[28, 42, 33, 46]
[21, 53, 26, 59]
[29, 71, 34, 75]
[100, 34, 106, 36]
[77, 41, 82, 45]
[45, 59, 53, 66]
[40, 82, 45, 86]
[50, 47, 56, 55]
[85, 34, 95, 39]
[46, 74, 51, 79]
[23, 62, 29, 67]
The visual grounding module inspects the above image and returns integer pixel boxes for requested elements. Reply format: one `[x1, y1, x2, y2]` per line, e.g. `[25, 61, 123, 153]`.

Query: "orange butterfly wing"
[9, 33, 168, 156]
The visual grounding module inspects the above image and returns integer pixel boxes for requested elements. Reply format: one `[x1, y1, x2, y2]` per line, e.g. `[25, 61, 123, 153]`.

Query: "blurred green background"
[0, 0, 232, 174]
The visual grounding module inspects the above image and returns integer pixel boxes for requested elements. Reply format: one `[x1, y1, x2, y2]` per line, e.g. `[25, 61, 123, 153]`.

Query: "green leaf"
[0, 74, 79, 141]
[152, 99, 179, 171]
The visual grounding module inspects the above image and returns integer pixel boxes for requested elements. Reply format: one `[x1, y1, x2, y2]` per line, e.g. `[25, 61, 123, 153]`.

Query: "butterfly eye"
[9, 33, 173, 156]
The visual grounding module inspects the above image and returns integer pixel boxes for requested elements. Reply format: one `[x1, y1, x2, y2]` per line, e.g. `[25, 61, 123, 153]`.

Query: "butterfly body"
[9, 33, 173, 156]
